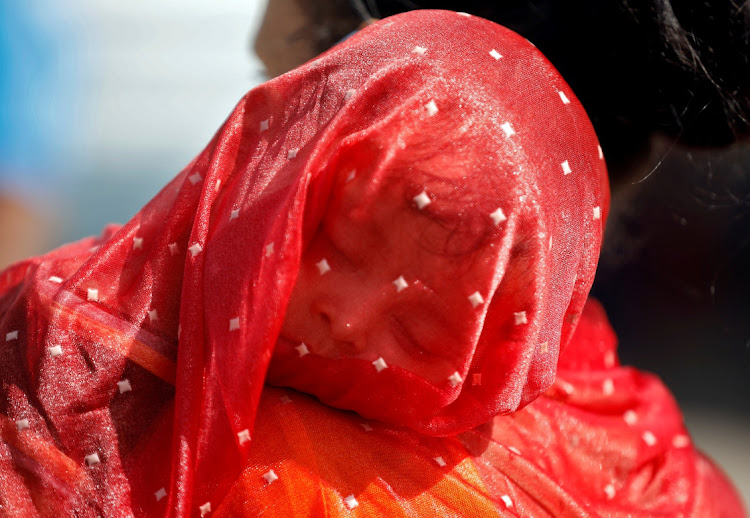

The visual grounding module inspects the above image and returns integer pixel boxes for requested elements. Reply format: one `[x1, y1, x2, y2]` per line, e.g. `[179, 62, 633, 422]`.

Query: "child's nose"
[315, 284, 389, 351]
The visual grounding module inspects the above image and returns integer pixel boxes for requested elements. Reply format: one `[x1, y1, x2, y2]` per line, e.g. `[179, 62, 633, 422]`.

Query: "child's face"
[277, 176, 495, 385]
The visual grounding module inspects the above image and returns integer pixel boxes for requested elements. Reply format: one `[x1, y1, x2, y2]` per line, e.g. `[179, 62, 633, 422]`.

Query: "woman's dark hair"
[303, 1, 750, 172]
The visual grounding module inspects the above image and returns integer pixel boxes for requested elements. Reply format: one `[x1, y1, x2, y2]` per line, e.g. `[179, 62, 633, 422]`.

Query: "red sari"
[0, 10, 743, 517]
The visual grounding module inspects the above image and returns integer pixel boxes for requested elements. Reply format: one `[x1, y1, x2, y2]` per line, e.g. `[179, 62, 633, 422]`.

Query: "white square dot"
[229, 317, 241, 331]
[344, 495, 358, 509]
[593, 206, 601, 220]
[48, 276, 63, 284]
[168, 242, 179, 256]
[501, 122, 515, 137]
[189, 243, 203, 257]
[5, 330, 18, 342]
[87, 288, 99, 302]
[490, 207, 507, 225]
[263, 469, 279, 485]
[287, 149, 298, 159]
[434, 456, 447, 467]
[602, 378, 614, 395]
[49, 345, 63, 357]
[672, 434, 690, 449]
[133, 237, 143, 250]
[344, 89, 356, 101]
[188, 173, 203, 185]
[448, 372, 463, 387]
[561, 160, 572, 175]
[154, 487, 167, 501]
[624, 410, 638, 425]
[489, 49, 502, 60]
[392, 276, 408, 292]
[15, 419, 29, 431]
[468, 291, 484, 308]
[604, 484, 616, 500]
[230, 208, 240, 221]
[118, 379, 132, 394]
[501, 495, 513, 508]
[265, 242, 275, 257]
[149, 309, 158, 322]
[412, 46, 427, 55]
[372, 357, 388, 372]
[85, 453, 101, 466]
[199, 502, 211, 516]
[513, 311, 527, 325]
[316, 259, 331, 275]
[296, 343, 310, 357]
[642, 431, 657, 446]
[413, 191, 431, 210]
[425, 100, 438, 116]
[238, 429, 251, 445]
[558, 91, 571, 104]
[260, 119, 270, 132]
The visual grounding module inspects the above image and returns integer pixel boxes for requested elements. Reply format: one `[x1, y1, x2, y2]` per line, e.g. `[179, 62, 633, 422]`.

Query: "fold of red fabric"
[0, 9, 743, 517]
[218, 300, 747, 517]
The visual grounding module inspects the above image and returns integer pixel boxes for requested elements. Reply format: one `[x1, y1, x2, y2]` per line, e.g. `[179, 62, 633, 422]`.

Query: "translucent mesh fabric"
[0, 10, 742, 517]
[218, 302, 745, 517]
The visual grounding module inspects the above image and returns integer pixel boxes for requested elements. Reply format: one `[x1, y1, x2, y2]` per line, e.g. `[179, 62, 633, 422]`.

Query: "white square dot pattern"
[393, 276, 409, 292]
[501, 122, 515, 137]
[372, 357, 388, 372]
[344, 495, 358, 509]
[490, 207, 507, 225]
[425, 100, 438, 116]
[316, 259, 331, 275]
[118, 380, 132, 394]
[413, 191, 431, 210]
[468, 292, 484, 308]
[263, 470, 279, 485]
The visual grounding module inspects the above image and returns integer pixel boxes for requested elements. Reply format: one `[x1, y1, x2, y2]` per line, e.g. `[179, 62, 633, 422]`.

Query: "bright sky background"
[67, 0, 268, 177]
[1, 0, 268, 241]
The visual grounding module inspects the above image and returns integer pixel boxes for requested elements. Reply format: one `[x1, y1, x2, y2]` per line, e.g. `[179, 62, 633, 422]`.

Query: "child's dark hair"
[304, 1, 750, 177]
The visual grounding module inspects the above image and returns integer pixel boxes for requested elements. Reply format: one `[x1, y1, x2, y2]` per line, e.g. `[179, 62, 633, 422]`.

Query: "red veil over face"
[6, 9, 714, 517]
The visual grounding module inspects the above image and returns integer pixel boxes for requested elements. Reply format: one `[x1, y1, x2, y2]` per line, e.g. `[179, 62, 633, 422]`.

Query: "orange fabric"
[217, 301, 746, 517]
[217, 387, 501, 517]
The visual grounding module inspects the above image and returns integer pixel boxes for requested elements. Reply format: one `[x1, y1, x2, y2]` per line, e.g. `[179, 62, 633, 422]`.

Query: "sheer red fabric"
[0, 9, 743, 517]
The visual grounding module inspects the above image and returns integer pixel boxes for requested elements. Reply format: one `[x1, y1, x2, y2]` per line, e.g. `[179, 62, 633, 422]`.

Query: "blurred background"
[1, 0, 748, 504]
[0, 0, 266, 265]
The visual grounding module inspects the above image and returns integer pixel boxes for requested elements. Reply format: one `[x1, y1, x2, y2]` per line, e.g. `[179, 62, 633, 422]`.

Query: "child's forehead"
[326, 168, 499, 264]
